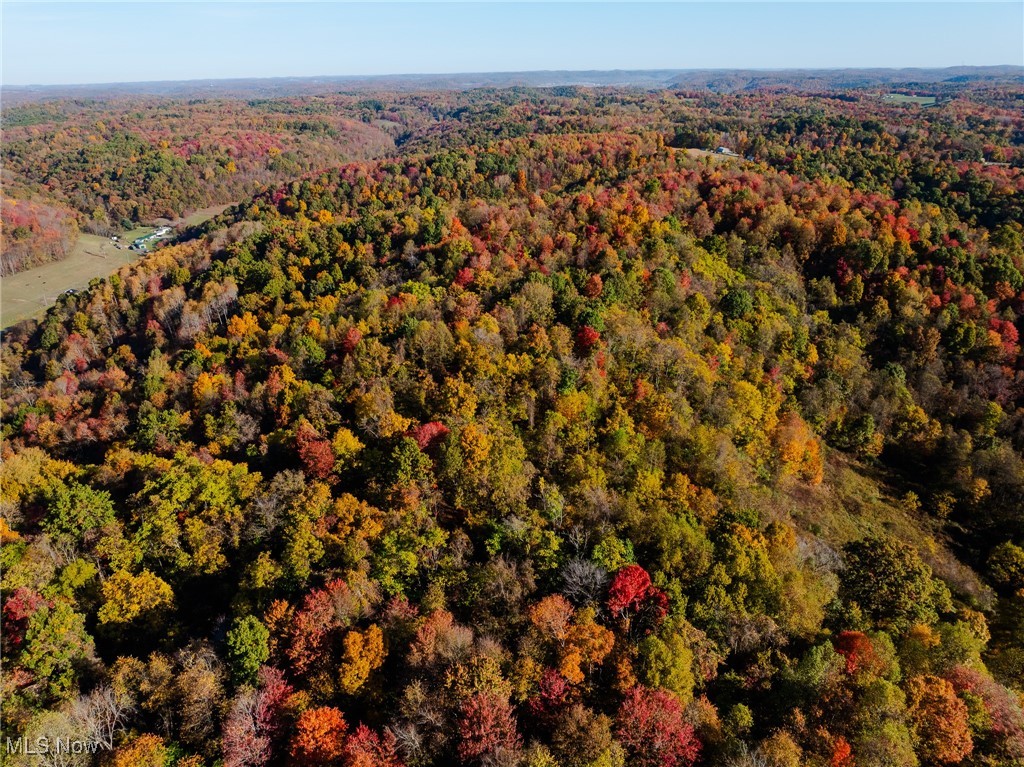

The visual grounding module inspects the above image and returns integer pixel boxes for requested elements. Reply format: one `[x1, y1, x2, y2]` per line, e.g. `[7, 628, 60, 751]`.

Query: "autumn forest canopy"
[2, 78, 1024, 767]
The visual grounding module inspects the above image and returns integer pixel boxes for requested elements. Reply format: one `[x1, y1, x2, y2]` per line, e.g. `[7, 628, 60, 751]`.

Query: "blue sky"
[3, 2, 1022, 85]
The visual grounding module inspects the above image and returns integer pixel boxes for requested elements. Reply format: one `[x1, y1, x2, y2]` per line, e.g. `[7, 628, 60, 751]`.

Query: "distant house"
[715, 146, 739, 156]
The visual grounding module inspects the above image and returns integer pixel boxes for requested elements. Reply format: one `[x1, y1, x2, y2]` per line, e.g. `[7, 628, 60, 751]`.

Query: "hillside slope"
[2, 133, 1024, 767]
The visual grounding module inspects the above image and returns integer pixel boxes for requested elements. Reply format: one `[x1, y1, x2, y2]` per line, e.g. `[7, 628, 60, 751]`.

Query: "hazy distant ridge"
[4, 66, 1022, 104]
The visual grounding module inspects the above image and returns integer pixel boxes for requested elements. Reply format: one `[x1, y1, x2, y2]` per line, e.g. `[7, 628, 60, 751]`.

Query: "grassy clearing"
[883, 93, 937, 107]
[1, 234, 144, 328]
[2, 206, 231, 329]
[673, 147, 747, 164]
[177, 203, 233, 228]
[778, 453, 992, 608]
[122, 224, 158, 241]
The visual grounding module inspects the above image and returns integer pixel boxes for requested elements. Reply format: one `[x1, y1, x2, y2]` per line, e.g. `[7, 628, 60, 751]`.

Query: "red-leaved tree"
[296, 423, 335, 479]
[2, 587, 48, 651]
[946, 665, 1024, 758]
[615, 686, 700, 767]
[287, 581, 345, 676]
[411, 422, 450, 452]
[575, 325, 601, 354]
[608, 565, 652, 615]
[289, 706, 347, 767]
[830, 736, 853, 767]
[456, 692, 521, 765]
[222, 667, 293, 767]
[833, 631, 881, 676]
[607, 564, 669, 632]
[526, 668, 574, 726]
[343, 723, 405, 767]
[340, 327, 363, 356]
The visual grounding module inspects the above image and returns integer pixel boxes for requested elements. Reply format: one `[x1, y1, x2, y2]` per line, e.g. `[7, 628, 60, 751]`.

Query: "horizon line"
[5, 64, 1023, 90]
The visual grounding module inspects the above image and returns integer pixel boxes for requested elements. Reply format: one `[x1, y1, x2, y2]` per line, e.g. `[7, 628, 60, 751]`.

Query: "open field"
[883, 92, 937, 106]
[673, 147, 748, 163]
[1, 207, 231, 329]
[176, 203, 234, 227]
[121, 224, 159, 241]
[1, 233, 145, 328]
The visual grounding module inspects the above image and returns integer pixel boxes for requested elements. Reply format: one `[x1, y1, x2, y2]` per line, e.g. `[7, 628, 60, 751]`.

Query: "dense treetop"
[1, 85, 1024, 767]
[3, 85, 1021, 271]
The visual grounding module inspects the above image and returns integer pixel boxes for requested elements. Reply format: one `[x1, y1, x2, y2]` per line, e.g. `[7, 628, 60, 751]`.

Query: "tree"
[559, 608, 615, 685]
[945, 665, 1024, 761]
[11, 595, 95, 704]
[344, 724, 405, 767]
[227, 616, 271, 685]
[615, 687, 700, 767]
[16, 710, 91, 767]
[223, 690, 271, 767]
[296, 422, 335, 479]
[408, 610, 474, 669]
[906, 675, 973, 764]
[97, 570, 173, 626]
[758, 731, 804, 767]
[112, 734, 168, 767]
[527, 668, 573, 725]
[721, 288, 753, 319]
[560, 559, 608, 606]
[287, 581, 342, 676]
[128, 452, 260, 576]
[290, 706, 348, 767]
[841, 536, 951, 630]
[575, 326, 601, 354]
[550, 704, 622, 767]
[607, 564, 669, 632]
[638, 629, 696, 703]
[176, 642, 229, 748]
[833, 631, 881, 676]
[529, 595, 575, 643]
[608, 564, 654, 616]
[830, 737, 853, 767]
[773, 412, 824, 485]
[2, 587, 47, 652]
[338, 625, 386, 694]
[42, 480, 116, 546]
[411, 421, 451, 453]
[223, 666, 293, 767]
[989, 541, 1024, 593]
[70, 685, 133, 751]
[457, 692, 521, 765]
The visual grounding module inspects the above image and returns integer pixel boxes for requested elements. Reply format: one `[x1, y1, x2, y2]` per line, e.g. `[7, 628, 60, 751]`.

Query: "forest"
[1, 80, 1024, 767]
[4, 83, 1022, 273]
